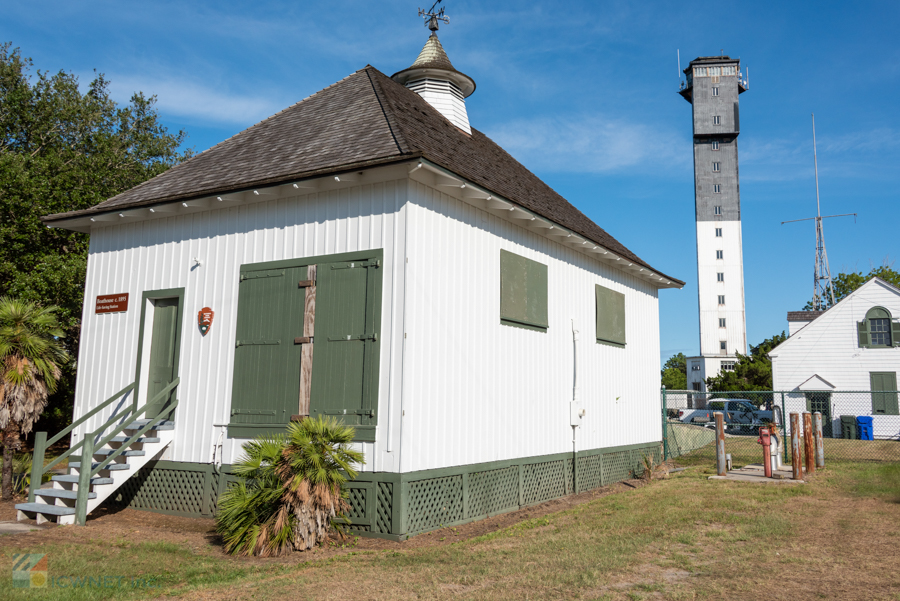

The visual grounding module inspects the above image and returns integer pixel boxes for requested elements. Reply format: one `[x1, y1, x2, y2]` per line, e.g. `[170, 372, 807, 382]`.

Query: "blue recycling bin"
[857, 416, 874, 441]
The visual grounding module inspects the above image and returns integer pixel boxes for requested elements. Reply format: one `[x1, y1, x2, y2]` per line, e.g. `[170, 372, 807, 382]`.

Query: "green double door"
[229, 252, 382, 440]
[146, 298, 180, 419]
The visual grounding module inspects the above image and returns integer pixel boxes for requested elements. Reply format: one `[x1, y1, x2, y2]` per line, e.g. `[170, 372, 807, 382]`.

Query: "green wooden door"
[804, 392, 833, 437]
[230, 267, 307, 428]
[146, 298, 179, 418]
[871, 372, 899, 415]
[310, 258, 380, 436]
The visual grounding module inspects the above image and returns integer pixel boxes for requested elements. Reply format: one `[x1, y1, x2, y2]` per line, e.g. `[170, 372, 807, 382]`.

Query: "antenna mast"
[781, 114, 857, 311]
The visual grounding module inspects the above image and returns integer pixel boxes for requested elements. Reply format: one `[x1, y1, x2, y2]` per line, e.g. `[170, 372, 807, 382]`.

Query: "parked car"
[677, 399, 780, 431]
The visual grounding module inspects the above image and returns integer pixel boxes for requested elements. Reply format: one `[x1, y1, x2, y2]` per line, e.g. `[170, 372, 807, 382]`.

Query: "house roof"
[42, 65, 682, 285]
[787, 311, 824, 322]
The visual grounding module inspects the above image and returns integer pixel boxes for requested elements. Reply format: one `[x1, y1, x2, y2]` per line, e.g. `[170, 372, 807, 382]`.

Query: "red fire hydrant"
[757, 427, 772, 478]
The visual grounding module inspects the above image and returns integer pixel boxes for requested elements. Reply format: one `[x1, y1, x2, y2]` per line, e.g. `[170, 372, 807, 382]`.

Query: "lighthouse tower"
[679, 56, 749, 392]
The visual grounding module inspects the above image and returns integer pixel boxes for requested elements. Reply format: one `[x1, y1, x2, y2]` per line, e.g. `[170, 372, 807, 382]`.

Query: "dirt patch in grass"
[0, 478, 649, 563]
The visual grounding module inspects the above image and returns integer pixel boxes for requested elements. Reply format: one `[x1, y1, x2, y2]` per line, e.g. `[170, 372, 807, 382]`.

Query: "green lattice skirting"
[106, 442, 660, 541]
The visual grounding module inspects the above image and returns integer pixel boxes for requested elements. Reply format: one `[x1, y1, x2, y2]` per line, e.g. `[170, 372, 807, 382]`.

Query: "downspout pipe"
[572, 319, 579, 494]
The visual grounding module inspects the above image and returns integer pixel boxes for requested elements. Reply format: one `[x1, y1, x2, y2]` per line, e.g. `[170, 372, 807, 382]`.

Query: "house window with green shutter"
[595, 284, 625, 348]
[870, 372, 899, 415]
[858, 307, 900, 348]
[500, 250, 548, 332]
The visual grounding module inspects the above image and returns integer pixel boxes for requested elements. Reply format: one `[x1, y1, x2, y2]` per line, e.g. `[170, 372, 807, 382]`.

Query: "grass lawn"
[1, 461, 898, 601]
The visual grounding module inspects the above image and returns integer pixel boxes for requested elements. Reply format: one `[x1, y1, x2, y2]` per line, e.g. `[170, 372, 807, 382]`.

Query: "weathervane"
[419, 0, 449, 33]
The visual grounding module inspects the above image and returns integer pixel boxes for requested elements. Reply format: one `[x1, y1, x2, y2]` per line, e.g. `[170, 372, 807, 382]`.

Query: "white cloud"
[486, 115, 688, 174]
[106, 75, 284, 126]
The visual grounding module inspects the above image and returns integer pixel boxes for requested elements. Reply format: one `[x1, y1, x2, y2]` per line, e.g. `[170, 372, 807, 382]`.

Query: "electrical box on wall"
[570, 401, 585, 427]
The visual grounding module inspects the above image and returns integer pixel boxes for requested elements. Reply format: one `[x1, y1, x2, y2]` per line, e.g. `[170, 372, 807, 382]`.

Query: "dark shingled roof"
[43, 65, 681, 285]
[787, 311, 825, 322]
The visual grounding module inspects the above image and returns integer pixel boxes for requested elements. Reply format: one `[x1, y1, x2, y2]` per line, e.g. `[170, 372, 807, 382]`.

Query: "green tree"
[660, 352, 687, 390]
[705, 332, 787, 393]
[0, 298, 68, 499]
[803, 264, 900, 310]
[216, 416, 364, 556]
[0, 44, 192, 431]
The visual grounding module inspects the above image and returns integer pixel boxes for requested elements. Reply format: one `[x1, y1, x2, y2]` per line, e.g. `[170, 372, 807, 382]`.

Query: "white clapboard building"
[770, 277, 900, 440]
[23, 29, 683, 536]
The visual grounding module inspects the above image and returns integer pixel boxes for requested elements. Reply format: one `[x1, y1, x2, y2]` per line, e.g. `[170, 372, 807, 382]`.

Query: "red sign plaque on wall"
[95, 293, 129, 314]
[198, 307, 214, 335]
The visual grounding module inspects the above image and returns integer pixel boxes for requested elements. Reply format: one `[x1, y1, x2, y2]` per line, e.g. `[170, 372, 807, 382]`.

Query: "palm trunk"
[1, 430, 13, 501]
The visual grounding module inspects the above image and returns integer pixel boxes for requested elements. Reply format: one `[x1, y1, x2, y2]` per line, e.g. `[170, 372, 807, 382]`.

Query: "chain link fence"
[662, 389, 900, 466]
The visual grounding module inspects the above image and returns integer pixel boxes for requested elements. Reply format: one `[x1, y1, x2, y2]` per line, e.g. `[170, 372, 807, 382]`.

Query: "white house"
[20, 29, 683, 537]
[769, 277, 900, 440]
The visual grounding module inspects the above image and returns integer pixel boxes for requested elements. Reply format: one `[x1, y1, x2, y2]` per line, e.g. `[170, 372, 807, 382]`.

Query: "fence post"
[813, 412, 825, 469]
[803, 412, 815, 476]
[28, 432, 47, 504]
[662, 386, 669, 461]
[75, 436, 93, 526]
[781, 392, 788, 464]
[715, 412, 726, 476]
[790, 413, 802, 480]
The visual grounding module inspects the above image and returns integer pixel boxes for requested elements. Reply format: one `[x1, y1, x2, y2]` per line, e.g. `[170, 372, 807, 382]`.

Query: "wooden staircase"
[16, 379, 180, 526]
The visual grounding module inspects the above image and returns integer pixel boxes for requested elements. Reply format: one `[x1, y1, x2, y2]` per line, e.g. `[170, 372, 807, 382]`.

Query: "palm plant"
[216, 416, 364, 556]
[0, 297, 68, 500]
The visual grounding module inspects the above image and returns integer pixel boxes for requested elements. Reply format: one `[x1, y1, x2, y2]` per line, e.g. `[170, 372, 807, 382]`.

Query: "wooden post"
[297, 265, 317, 417]
[715, 412, 726, 476]
[28, 432, 47, 504]
[75, 436, 93, 526]
[814, 412, 825, 469]
[803, 412, 815, 476]
[790, 413, 802, 481]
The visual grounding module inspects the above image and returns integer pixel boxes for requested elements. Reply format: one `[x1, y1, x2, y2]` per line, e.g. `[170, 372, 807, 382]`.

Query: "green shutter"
[858, 321, 869, 348]
[500, 250, 548, 331]
[871, 372, 898, 416]
[309, 258, 381, 439]
[892, 321, 900, 347]
[595, 284, 626, 347]
[230, 267, 307, 427]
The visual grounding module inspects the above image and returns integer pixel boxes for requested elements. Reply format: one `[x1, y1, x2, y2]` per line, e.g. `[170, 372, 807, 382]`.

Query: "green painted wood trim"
[500, 319, 548, 333]
[133, 287, 185, 413]
[75, 436, 93, 526]
[28, 432, 46, 504]
[227, 424, 376, 442]
[239, 249, 384, 274]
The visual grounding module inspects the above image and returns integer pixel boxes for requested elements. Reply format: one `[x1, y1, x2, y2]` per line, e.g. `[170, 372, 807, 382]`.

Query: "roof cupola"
[391, 1, 475, 134]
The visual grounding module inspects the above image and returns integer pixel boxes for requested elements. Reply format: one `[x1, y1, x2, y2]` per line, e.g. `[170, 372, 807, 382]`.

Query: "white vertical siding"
[72, 180, 408, 472]
[400, 181, 662, 472]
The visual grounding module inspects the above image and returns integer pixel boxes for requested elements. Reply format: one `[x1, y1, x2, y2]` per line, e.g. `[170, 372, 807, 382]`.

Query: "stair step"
[35, 489, 97, 500]
[69, 462, 131, 471]
[124, 419, 174, 431]
[93, 448, 145, 457]
[15, 503, 76, 516]
[52, 475, 114, 485]
[110, 436, 160, 443]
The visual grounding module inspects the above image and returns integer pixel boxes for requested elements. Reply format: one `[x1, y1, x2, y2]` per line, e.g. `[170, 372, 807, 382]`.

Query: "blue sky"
[4, 0, 899, 364]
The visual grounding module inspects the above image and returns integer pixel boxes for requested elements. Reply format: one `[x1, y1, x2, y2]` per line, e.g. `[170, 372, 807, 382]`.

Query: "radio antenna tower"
[781, 114, 856, 311]
[419, 0, 449, 32]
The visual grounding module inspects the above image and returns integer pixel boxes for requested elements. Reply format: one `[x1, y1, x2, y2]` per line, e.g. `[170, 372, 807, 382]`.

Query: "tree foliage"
[804, 264, 900, 311]
[0, 43, 191, 430]
[704, 332, 787, 392]
[660, 352, 687, 390]
[0, 297, 67, 499]
[216, 416, 364, 556]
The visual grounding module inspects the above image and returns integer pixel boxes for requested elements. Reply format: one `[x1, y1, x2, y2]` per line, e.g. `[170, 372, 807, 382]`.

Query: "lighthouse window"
[713, 162, 720, 172]
[719, 318, 727, 328]
[714, 184, 721, 193]
[711, 87, 719, 97]
[712, 140, 719, 150]
[716, 250, 724, 260]
[717, 272, 724, 282]
[715, 228, 722, 237]
[720, 341, 728, 352]
[714, 206, 722, 215]
[718, 295, 725, 305]
[713, 115, 721, 125]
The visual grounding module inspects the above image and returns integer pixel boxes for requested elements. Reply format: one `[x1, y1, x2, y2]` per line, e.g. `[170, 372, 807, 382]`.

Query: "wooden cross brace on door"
[293, 265, 316, 421]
